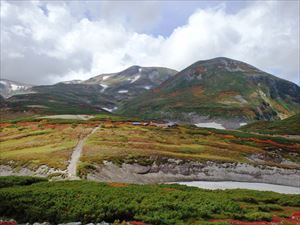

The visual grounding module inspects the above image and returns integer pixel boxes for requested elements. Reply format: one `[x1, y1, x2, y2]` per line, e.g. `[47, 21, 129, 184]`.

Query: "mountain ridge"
[118, 57, 300, 128]
[0, 66, 177, 114]
[1, 58, 299, 128]
[0, 79, 33, 98]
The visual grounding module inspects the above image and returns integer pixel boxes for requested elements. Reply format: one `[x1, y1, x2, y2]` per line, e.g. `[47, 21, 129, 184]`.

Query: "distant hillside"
[2, 66, 177, 114]
[0, 95, 7, 107]
[240, 113, 300, 135]
[0, 79, 33, 98]
[7, 83, 112, 114]
[118, 57, 300, 129]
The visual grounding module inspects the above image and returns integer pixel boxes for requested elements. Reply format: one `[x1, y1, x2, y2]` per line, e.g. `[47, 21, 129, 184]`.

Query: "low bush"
[244, 212, 272, 221]
[0, 176, 47, 188]
[0, 177, 299, 225]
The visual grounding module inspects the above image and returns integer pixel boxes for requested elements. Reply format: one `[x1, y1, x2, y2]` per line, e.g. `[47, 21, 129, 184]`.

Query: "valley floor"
[0, 117, 300, 186]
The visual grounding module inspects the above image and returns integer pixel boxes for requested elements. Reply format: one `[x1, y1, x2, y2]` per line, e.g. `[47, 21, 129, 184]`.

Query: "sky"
[0, 0, 299, 85]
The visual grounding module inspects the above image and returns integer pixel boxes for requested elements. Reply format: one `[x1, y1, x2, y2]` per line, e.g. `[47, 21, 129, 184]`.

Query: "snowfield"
[102, 75, 110, 81]
[118, 90, 128, 93]
[100, 84, 108, 92]
[130, 75, 141, 83]
[40, 114, 94, 120]
[102, 106, 118, 112]
[195, 122, 225, 129]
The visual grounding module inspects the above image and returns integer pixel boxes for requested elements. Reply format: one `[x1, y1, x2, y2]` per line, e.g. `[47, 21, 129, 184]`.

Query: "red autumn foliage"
[130, 221, 149, 225]
[222, 134, 236, 139]
[246, 138, 297, 149]
[210, 212, 300, 225]
[292, 212, 300, 218]
[0, 123, 11, 128]
[0, 222, 18, 225]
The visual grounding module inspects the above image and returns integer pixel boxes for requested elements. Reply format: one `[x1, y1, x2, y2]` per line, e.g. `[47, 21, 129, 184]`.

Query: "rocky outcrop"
[1, 159, 299, 187]
[0, 165, 67, 179]
[86, 159, 300, 187]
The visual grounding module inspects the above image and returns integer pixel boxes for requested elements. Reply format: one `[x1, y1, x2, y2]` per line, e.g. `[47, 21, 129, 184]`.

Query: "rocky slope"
[85, 159, 300, 187]
[118, 57, 300, 128]
[2, 159, 299, 187]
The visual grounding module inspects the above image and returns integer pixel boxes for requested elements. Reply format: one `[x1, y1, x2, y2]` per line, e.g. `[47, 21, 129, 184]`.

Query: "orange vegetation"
[107, 182, 129, 188]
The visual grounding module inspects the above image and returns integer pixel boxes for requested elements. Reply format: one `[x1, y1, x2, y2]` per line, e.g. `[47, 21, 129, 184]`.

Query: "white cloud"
[0, 1, 299, 85]
[160, 1, 299, 83]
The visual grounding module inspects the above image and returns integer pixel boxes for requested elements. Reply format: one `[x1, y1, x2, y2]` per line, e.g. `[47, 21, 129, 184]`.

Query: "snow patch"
[102, 75, 110, 81]
[118, 90, 128, 93]
[11, 84, 24, 91]
[239, 123, 247, 127]
[130, 75, 140, 83]
[0, 81, 7, 85]
[102, 106, 118, 112]
[138, 68, 143, 72]
[144, 85, 152, 90]
[62, 80, 82, 84]
[40, 114, 94, 120]
[195, 122, 225, 130]
[27, 105, 48, 108]
[100, 84, 108, 92]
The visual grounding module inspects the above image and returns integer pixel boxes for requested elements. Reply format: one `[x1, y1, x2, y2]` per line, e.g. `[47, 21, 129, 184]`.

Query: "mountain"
[2, 66, 177, 114]
[6, 83, 114, 114]
[0, 79, 33, 98]
[240, 113, 300, 135]
[0, 95, 7, 107]
[82, 66, 177, 102]
[118, 57, 300, 129]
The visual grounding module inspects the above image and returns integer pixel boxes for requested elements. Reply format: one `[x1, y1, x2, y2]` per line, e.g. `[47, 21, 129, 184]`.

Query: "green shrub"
[0, 177, 298, 225]
[77, 162, 96, 178]
[0, 176, 47, 188]
[258, 204, 282, 212]
[244, 212, 272, 221]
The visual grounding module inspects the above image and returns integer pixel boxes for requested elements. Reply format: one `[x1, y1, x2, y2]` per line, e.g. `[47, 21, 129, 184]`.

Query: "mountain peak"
[189, 57, 262, 74]
[119, 58, 300, 128]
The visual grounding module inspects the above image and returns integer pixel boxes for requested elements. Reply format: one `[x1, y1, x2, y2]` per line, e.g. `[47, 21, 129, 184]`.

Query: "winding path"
[67, 126, 99, 179]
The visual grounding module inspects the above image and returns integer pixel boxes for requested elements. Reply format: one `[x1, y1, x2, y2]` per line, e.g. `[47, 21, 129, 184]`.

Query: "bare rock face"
[0, 164, 67, 179]
[1, 158, 299, 187]
[86, 159, 300, 187]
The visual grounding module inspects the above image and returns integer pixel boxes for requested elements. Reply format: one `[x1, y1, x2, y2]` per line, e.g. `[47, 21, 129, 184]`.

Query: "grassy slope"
[0, 176, 299, 224]
[119, 72, 258, 119]
[240, 113, 300, 135]
[1, 118, 299, 173]
[0, 115, 137, 170]
[80, 122, 300, 176]
[0, 122, 96, 169]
